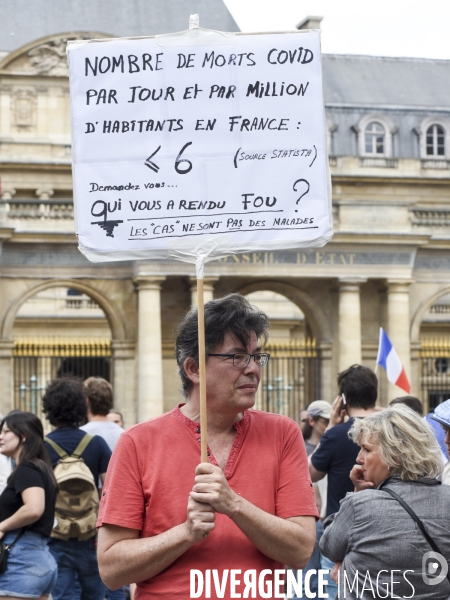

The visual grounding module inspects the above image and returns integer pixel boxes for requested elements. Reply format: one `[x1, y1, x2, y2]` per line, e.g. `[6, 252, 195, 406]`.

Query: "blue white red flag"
[376, 328, 411, 393]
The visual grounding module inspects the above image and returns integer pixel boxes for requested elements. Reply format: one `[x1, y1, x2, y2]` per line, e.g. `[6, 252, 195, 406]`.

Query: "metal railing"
[14, 336, 111, 357]
[13, 337, 112, 417]
[420, 338, 450, 411]
[255, 339, 321, 421]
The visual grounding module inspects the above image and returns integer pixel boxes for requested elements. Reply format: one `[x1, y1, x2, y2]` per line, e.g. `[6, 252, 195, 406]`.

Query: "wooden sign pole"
[197, 277, 208, 462]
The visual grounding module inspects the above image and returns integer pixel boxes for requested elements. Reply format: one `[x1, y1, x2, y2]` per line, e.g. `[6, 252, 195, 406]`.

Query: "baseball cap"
[307, 400, 332, 420]
[430, 399, 450, 429]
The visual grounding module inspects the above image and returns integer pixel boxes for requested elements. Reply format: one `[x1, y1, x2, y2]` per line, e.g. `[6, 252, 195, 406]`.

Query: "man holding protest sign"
[67, 22, 330, 599]
[97, 294, 318, 598]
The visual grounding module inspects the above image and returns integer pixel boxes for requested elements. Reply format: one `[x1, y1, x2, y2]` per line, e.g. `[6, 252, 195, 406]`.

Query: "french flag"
[376, 328, 411, 393]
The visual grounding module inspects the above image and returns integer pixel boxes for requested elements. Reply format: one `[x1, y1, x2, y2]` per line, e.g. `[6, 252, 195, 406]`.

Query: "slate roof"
[0, 0, 239, 52]
[2, 3, 449, 113]
[322, 54, 450, 109]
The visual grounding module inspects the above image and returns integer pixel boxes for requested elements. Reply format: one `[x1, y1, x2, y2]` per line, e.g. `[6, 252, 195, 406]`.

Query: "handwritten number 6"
[175, 142, 193, 175]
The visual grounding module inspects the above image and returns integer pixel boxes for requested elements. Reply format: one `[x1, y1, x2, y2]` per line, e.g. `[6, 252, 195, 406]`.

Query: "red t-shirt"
[98, 406, 318, 599]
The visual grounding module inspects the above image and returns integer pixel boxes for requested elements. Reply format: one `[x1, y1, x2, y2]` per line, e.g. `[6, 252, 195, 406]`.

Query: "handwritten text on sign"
[68, 31, 332, 261]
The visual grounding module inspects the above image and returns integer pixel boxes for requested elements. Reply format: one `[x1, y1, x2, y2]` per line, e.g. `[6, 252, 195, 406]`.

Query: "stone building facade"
[0, 5, 449, 424]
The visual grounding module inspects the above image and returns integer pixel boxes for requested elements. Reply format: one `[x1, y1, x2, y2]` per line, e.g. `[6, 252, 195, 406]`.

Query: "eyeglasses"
[208, 353, 270, 369]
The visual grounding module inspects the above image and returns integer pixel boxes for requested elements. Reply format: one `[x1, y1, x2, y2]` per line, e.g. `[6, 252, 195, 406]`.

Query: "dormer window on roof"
[365, 122, 385, 155]
[415, 117, 450, 161]
[354, 114, 396, 159]
[426, 124, 445, 157]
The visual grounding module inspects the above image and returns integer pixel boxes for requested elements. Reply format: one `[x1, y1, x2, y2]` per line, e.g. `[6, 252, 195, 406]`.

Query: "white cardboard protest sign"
[68, 28, 333, 267]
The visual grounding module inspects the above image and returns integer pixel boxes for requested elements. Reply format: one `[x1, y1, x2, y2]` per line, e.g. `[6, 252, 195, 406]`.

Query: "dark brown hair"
[389, 395, 423, 416]
[175, 293, 269, 398]
[42, 377, 87, 427]
[337, 364, 378, 409]
[2, 411, 57, 487]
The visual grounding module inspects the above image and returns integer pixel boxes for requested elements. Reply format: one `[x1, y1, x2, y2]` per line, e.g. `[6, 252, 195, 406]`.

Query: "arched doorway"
[12, 286, 112, 419]
[245, 290, 321, 421]
[419, 291, 450, 411]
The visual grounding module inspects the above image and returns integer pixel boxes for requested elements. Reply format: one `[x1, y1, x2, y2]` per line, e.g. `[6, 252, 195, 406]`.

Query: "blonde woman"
[320, 404, 450, 600]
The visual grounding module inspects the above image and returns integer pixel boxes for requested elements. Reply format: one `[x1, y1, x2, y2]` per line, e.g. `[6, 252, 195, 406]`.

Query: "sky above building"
[223, 0, 450, 60]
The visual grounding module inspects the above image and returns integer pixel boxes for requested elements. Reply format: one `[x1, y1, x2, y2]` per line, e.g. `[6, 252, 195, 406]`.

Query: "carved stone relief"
[11, 87, 37, 129]
[27, 38, 69, 77]
[2, 34, 101, 76]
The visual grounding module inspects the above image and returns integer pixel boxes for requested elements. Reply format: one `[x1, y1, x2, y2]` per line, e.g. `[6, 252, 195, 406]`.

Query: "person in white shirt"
[80, 378, 124, 452]
[80, 378, 126, 600]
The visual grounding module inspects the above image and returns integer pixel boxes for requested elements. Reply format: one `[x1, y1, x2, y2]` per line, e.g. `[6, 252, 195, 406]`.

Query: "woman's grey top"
[320, 476, 450, 599]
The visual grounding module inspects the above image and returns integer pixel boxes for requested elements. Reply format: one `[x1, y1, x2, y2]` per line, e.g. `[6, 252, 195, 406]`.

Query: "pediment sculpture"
[0, 33, 109, 76]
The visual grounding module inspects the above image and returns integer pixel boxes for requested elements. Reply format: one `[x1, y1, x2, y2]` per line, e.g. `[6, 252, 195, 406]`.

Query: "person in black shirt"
[308, 365, 378, 600]
[0, 410, 58, 599]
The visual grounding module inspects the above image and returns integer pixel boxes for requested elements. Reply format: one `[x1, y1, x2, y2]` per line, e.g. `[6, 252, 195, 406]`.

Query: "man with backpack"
[42, 377, 111, 600]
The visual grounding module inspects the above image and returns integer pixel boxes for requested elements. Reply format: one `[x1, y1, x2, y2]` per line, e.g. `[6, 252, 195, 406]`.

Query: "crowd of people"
[320, 404, 450, 598]
[0, 293, 449, 600]
[0, 376, 128, 600]
[303, 390, 450, 599]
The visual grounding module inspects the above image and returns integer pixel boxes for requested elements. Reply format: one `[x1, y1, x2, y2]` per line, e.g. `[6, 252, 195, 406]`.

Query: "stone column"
[338, 279, 365, 372]
[318, 340, 333, 402]
[189, 277, 219, 307]
[386, 280, 412, 400]
[134, 276, 165, 422]
[111, 340, 137, 426]
[0, 340, 14, 415]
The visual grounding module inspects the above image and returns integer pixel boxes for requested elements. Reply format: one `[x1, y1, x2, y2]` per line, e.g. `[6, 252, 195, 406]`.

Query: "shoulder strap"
[4, 529, 25, 551]
[45, 437, 69, 460]
[383, 487, 450, 584]
[72, 433, 94, 458]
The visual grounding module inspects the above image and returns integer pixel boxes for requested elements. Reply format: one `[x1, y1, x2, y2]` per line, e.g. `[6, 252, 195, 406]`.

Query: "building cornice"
[326, 102, 450, 112]
[330, 174, 450, 185]
[8, 232, 77, 243]
[331, 232, 430, 246]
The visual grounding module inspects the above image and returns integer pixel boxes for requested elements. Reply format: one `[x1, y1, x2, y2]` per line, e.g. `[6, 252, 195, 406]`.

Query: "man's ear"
[184, 357, 200, 385]
[308, 416, 315, 427]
